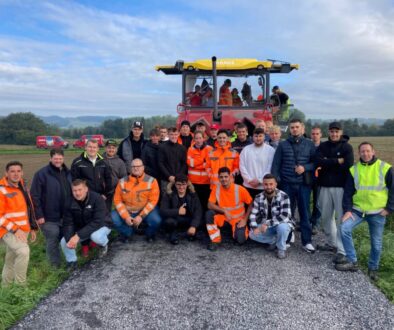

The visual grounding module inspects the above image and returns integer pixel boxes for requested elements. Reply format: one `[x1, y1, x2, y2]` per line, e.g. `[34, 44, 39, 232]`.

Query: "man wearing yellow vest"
[336, 142, 393, 280]
[0, 161, 37, 287]
[206, 167, 253, 250]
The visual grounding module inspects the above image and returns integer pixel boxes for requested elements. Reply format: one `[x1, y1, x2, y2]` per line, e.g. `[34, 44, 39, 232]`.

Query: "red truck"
[73, 134, 105, 148]
[36, 136, 69, 149]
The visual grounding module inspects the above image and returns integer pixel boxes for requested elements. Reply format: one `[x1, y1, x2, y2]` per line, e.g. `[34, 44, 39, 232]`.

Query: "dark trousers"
[164, 216, 193, 234]
[310, 183, 321, 227]
[41, 221, 62, 266]
[280, 183, 312, 246]
[246, 187, 263, 200]
[193, 184, 211, 212]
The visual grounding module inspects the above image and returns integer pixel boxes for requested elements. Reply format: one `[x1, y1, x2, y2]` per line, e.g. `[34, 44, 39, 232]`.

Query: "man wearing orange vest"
[187, 131, 212, 211]
[206, 167, 253, 250]
[111, 158, 161, 242]
[0, 161, 37, 287]
[206, 129, 239, 188]
[219, 79, 233, 106]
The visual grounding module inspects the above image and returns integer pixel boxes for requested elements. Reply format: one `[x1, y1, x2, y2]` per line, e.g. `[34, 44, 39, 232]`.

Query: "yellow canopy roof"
[156, 58, 299, 75]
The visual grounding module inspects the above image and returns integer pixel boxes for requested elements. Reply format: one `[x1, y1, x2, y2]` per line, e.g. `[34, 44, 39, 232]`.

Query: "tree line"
[0, 112, 393, 145]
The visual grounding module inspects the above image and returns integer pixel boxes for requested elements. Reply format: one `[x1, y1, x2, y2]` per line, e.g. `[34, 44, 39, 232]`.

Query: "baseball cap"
[329, 121, 342, 130]
[132, 121, 143, 129]
[210, 124, 219, 130]
[105, 139, 118, 147]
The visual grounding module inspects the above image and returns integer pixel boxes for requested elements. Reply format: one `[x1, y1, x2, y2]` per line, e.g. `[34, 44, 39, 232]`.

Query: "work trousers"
[1, 232, 30, 287]
[41, 221, 62, 267]
[318, 187, 345, 255]
[205, 210, 248, 244]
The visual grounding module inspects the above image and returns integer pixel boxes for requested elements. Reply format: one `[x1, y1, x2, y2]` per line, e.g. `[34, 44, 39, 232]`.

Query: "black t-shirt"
[131, 139, 143, 159]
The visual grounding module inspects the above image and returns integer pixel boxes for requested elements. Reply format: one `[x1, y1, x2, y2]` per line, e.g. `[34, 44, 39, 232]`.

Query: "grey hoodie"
[103, 153, 128, 189]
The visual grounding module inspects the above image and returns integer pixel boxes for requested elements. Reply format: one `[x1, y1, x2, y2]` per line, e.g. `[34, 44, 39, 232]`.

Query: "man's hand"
[178, 203, 187, 216]
[14, 229, 28, 243]
[187, 226, 196, 236]
[133, 215, 143, 228]
[237, 218, 247, 228]
[380, 209, 389, 217]
[295, 165, 305, 175]
[224, 211, 232, 221]
[342, 211, 354, 222]
[253, 227, 260, 235]
[37, 217, 45, 225]
[66, 234, 80, 249]
[168, 176, 175, 183]
[232, 169, 240, 176]
[260, 224, 268, 233]
[125, 216, 133, 226]
[338, 158, 345, 165]
[248, 179, 260, 188]
[29, 230, 37, 243]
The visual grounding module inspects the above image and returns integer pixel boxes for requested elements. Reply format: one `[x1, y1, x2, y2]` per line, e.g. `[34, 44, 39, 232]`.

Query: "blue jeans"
[60, 226, 111, 262]
[280, 183, 312, 245]
[340, 212, 386, 270]
[249, 223, 291, 251]
[111, 207, 162, 238]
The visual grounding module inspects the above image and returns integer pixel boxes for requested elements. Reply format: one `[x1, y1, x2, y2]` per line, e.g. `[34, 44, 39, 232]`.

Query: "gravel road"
[14, 232, 394, 330]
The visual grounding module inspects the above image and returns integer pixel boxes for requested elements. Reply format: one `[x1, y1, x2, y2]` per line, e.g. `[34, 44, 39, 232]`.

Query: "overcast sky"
[0, 0, 393, 119]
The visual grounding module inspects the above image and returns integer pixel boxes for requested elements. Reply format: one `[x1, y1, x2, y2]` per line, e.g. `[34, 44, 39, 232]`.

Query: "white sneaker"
[303, 243, 315, 253]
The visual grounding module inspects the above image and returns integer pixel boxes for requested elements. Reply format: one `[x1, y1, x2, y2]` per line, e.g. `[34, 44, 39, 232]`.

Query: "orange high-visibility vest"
[187, 144, 212, 185]
[114, 173, 159, 219]
[0, 177, 31, 238]
[219, 86, 232, 106]
[206, 142, 239, 186]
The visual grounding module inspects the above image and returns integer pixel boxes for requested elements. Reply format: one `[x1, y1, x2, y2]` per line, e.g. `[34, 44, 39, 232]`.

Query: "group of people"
[1, 118, 393, 287]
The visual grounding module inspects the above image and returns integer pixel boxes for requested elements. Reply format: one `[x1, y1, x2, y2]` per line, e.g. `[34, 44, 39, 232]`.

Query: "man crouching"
[249, 174, 293, 259]
[61, 179, 111, 269]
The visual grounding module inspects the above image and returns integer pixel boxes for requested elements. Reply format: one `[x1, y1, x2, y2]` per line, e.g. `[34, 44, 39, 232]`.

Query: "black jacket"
[343, 157, 394, 213]
[63, 191, 111, 241]
[160, 188, 202, 228]
[231, 137, 252, 154]
[31, 163, 72, 222]
[315, 136, 354, 187]
[71, 152, 112, 196]
[141, 141, 160, 179]
[158, 141, 187, 180]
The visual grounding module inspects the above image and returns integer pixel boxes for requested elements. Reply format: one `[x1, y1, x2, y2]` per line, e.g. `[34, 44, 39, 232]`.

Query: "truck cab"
[156, 57, 299, 133]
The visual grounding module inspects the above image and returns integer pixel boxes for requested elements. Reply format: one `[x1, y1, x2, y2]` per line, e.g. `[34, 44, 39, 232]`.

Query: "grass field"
[0, 137, 393, 328]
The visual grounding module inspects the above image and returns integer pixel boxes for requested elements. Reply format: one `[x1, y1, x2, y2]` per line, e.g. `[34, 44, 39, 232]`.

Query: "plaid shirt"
[249, 189, 293, 228]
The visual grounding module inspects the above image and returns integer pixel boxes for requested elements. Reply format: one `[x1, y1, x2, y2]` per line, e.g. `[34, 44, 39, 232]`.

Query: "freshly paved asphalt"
[14, 231, 394, 330]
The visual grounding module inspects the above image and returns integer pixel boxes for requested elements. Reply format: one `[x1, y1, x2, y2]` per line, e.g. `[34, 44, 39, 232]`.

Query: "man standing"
[206, 129, 239, 188]
[61, 180, 111, 269]
[268, 125, 282, 150]
[249, 174, 293, 259]
[160, 174, 202, 245]
[158, 127, 187, 193]
[1, 161, 37, 286]
[178, 120, 193, 149]
[311, 126, 322, 147]
[336, 142, 393, 280]
[310, 126, 323, 233]
[159, 126, 169, 143]
[103, 139, 127, 210]
[118, 121, 147, 171]
[141, 128, 161, 180]
[31, 149, 72, 268]
[315, 122, 354, 263]
[111, 159, 161, 242]
[71, 139, 112, 211]
[240, 128, 275, 199]
[206, 167, 252, 250]
[271, 118, 316, 253]
[231, 123, 252, 155]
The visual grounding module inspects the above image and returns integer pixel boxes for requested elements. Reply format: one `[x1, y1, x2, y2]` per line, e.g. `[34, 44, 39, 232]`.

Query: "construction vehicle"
[156, 57, 299, 133]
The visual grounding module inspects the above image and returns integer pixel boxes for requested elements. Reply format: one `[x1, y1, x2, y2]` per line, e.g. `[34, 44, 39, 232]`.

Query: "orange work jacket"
[187, 144, 212, 185]
[0, 177, 31, 238]
[114, 173, 159, 220]
[219, 86, 233, 106]
[206, 142, 239, 186]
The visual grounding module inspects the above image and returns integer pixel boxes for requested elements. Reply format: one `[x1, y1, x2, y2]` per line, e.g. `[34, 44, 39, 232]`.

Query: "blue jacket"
[271, 136, 315, 185]
[31, 163, 72, 222]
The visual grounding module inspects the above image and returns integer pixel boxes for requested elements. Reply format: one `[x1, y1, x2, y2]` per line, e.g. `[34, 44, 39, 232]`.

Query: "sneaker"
[98, 245, 108, 258]
[207, 242, 220, 251]
[335, 261, 359, 272]
[302, 243, 316, 253]
[266, 243, 277, 251]
[368, 269, 378, 281]
[277, 250, 287, 259]
[333, 253, 347, 264]
[169, 233, 179, 245]
[317, 244, 336, 253]
[66, 261, 77, 271]
[81, 245, 89, 258]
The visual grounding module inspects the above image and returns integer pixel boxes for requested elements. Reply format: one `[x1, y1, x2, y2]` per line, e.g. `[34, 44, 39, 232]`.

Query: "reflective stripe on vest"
[216, 184, 244, 215]
[188, 170, 208, 176]
[188, 156, 195, 168]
